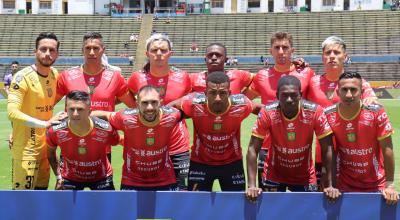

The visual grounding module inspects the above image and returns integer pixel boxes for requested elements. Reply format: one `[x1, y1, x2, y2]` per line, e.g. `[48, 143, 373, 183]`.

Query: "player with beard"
[93, 86, 182, 190]
[190, 43, 253, 94]
[307, 36, 377, 188]
[245, 32, 315, 190]
[8, 32, 65, 190]
[127, 34, 191, 190]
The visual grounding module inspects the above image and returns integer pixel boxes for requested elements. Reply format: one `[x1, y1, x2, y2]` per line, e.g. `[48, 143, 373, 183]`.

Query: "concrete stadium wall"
[0, 191, 398, 219]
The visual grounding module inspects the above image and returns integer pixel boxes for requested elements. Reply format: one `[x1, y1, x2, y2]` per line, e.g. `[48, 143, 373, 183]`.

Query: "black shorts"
[188, 160, 245, 191]
[261, 179, 318, 192]
[120, 183, 178, 191]
[63, 176, 115, 190]
[170, 151, 190, 191]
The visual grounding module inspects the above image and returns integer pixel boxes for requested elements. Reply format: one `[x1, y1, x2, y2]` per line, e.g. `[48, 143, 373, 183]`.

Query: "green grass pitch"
[0, 99, 399, 191]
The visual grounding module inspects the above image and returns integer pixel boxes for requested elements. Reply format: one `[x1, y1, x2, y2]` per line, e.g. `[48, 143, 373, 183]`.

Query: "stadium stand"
[152, 10, 400, 56]
[0, 15, 141, 57]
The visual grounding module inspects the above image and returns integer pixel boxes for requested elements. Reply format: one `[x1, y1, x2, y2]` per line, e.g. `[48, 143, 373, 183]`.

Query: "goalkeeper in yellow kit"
[8, 32, 65, 190]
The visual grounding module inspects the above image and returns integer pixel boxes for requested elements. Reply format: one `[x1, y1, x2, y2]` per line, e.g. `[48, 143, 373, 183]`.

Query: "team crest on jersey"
[78, 147, 87, 155]
[146, 137, 155, 146]
[325, 89, 335, 100]
[213, 123, 222, 130]
[47, 88, 53, 97]
[287, 132, 296, 141]
[88, 85, 96, 95]
[347, 133, 356, 142]
[157, 87, 166, 97]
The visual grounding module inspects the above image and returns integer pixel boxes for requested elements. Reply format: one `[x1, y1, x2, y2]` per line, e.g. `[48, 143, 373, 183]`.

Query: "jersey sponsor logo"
[363, 112, 374, 121]
[15, 75, 23, 83]
[377, 112, 388, 122]
[91, 101, 109, 108]
[340, 147, 372, 156]
[346, 123, 354, 131]
[346, 133, 356, 142]
[231, 94, 245, 105]
[96, 130, 108, 138]
[147, 128, 154, 134]
[122, 118, 138, 128]
[287, 132, 296, 141]
[94, 119, 110, 129]
[124, 108, 139, 115]
[56, 131, 68, 139]
[53, 121, 68, 130]
[385, 123, 393, 132]
[287, 122, 295, 130]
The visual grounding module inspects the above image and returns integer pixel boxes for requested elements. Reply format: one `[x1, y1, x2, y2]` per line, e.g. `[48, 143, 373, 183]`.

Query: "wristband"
[56, 174, 63, 180]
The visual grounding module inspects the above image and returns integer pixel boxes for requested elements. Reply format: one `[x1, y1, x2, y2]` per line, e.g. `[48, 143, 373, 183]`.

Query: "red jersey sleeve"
[252, 108, 271, 139]
[109, 128, 121, 146]
[314, 106, 332, 139]
[238, 70, 254, 89]
[248, 70, 263, 95]
[56, 71, 68, 97]
[180, 95, 194, 118]
[182, 71, 192, 95]
[375, 107, 394, 140]
[361, 79, 377, 99]
[127, 71, 140, 94]
[46, 128, 58, 148]
[115, 72, 130, 98]
[109, 110, 124, 130]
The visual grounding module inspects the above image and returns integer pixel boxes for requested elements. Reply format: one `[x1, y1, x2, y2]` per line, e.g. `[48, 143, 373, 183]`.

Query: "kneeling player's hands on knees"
[382, 186, 399, 205]
[246, 186, 262, 202]
[323, 186, 341, 202]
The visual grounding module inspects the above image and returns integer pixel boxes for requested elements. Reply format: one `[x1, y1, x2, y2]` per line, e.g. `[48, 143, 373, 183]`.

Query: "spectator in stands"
[8, 32, 63, 190]
[190, 42, 199, 52]
[128, 56, 135, 66]
[165, 17, 171, 24]
[47, 91, 120, 190]
[246, 75, 339, 201]
[325, 71, 398, 205]
[124, 42, 129, 49]
[127, 34, 191, 190]
[130, 33, 138, 42]
[3, 61, 19, 97]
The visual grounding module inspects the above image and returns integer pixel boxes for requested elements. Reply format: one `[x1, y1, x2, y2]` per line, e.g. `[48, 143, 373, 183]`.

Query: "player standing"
[56, 32, 134, 163]
[325, 71, 398, 205]
[307, 36, 378, 187]
[8, 32, 63, 190]
[47, 91, 120, 190]
[245, 32, 315, 189]
[190, 43, 253, 94]
[127, 34, 191, 190]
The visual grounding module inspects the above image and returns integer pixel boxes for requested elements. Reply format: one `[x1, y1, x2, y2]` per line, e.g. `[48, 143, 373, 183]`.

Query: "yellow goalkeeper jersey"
[8, 65, 58, 160]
